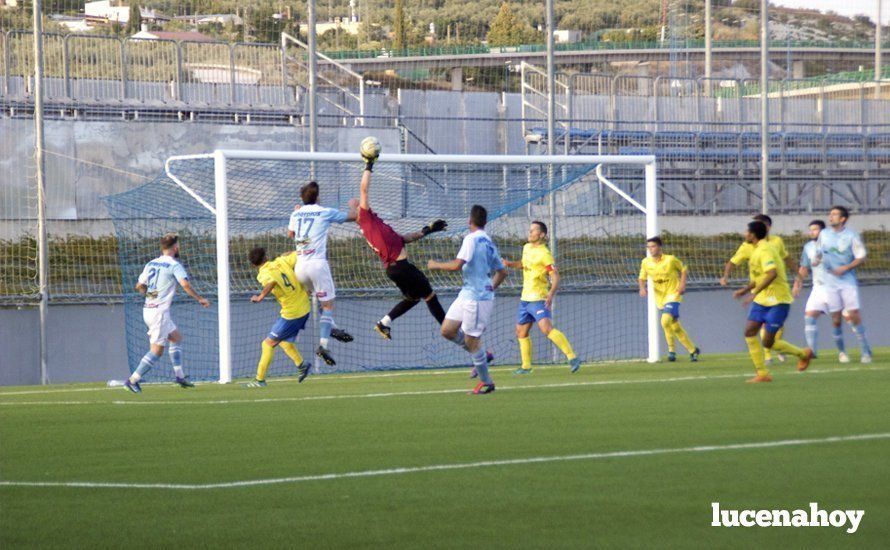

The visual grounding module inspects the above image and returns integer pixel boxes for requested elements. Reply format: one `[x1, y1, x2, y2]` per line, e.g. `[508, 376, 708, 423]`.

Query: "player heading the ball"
[288, 181, 357, 367]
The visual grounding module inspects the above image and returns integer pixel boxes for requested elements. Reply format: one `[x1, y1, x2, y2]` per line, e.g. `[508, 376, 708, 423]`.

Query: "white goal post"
[165, 150, 659, 383]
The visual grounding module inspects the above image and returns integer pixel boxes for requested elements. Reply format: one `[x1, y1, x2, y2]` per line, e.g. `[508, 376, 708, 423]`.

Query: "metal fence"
[1, 31, 294, 107]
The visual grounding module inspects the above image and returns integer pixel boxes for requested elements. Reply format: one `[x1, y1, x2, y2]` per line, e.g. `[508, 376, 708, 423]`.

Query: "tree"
[393, 0, 408, 50]
[125, 4, 143, 35]
[486, 3, 527, 47]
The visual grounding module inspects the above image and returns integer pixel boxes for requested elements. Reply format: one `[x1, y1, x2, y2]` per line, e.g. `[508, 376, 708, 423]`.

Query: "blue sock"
[134, 351, 160, 380]
[320, 311, 333, 348]
[168, 343, 185, 379]
[804, 317, 818, 354]
[833, 326, 846, 353]
[471, 348, 492, 384]
[850, 324, 872, 356]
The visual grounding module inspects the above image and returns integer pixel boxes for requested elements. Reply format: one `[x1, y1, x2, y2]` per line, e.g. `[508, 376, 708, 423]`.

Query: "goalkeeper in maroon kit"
[356, 154, 449, 339]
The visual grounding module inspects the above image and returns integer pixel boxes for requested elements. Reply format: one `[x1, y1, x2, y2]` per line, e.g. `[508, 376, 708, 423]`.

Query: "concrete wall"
[2, 286, 888, 386]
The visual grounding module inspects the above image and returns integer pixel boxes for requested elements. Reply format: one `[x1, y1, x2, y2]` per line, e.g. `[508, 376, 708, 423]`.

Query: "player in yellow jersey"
[502, 221, 581, 374]
[245, 247, 312, 387]
[638, 236, 700, 362]
[719, 213, 789, 364]
[732, 221, 813, 383]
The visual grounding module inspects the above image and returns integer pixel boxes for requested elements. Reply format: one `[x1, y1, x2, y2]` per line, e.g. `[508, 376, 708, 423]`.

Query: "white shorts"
[445, 295, 494, 338]
[804, 285, 842, 314]
[835, 286, 861, 314]
[143, 307, 176, 345]
[295, 258, 336, 302]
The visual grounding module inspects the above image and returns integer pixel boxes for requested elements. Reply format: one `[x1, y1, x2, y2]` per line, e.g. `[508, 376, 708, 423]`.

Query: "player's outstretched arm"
[359, 168, 372, 210]
[180, 279, 210, 308]
[428, 258, 464, 271]
[502, 258, 522, 269]
[251, 283, 276, 303]
[404, 219, 447, 244]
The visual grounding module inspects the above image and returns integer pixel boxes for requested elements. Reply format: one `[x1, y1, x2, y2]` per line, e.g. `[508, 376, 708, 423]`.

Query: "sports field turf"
[2, 351, 889, 548]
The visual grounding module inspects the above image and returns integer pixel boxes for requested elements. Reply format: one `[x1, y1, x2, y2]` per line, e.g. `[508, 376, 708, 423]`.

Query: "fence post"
[279, 35, 289, 105]
[61, 34, 71, 99]
[229, 44, 236, 105]
[4, 31, 11, 97]
[653, 76, 661, 132]
[175, 41, 183, 102]
[119, 38, 127, 100]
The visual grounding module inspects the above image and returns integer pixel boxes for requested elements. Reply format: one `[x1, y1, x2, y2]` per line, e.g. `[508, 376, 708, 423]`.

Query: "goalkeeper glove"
[363, 156, 375, 172]
[421, 219, 447, 236]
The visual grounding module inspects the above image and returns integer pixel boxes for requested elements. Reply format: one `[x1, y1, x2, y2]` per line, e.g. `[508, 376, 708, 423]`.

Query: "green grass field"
[2, 351, 889, 548]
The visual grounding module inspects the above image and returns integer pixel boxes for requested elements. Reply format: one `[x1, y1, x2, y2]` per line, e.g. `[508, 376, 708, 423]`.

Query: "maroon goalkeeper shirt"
[357, 207, 405, 265]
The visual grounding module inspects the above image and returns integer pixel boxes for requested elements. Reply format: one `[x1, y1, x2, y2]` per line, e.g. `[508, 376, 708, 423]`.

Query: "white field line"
[1, 432, 888, 491]
[0, 366, 883, 407]
[0, 360, 628, 397]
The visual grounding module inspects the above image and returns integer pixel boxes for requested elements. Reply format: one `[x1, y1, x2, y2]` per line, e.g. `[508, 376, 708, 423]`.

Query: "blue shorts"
[747, 303, 790, 334]
[661, 302, 681, 319]
[517, 300, 552, 325]
[268, 313, 309, 342]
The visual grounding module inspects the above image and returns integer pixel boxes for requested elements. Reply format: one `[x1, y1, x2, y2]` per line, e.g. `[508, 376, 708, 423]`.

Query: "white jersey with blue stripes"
[137, 255, 188, 311]
[456, 229, 504, 302]
[288, 204, 349, 261]
[818, 226, 866, 289]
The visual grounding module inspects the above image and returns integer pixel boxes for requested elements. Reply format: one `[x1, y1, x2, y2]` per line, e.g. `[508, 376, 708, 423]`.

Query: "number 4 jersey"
[257, 251, 311, 319]
[137, 255, 189, 311]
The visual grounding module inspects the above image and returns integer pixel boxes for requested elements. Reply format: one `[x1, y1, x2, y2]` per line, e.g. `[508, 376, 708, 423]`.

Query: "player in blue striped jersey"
[428, 205, 507, 394]
[125, 234, 210, 393]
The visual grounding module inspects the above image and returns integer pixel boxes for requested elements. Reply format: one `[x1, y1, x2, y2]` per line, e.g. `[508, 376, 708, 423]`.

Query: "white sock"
[173, 366, 185, 379]
[320, 337, 329, 348]
[381, 315, 392, 327]
[129, 372, 142, 383]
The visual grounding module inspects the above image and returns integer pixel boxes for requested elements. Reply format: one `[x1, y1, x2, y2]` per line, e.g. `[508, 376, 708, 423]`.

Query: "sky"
[771, 0, 889, 25]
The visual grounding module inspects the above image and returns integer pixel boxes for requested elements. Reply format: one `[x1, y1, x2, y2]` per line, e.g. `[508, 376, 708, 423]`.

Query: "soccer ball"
[360, 136, 381, 160]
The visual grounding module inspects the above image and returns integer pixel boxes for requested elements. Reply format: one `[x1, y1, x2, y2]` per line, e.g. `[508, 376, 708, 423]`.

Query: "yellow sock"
[771, 339, 806, 359]
[760, 327, 772, 361]
[671, 320, 696, 353]
[257, 341, 275, 381]
[547, 329, 576, 360]
[279, 341, 304, 367]
[518, 336, 533, 369]
[745, 335, 769, 376]
[661, 314, 676, 352]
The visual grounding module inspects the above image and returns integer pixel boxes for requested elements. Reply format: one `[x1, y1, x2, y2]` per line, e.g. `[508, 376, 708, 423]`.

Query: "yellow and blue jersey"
[638, 254, 687, 310]
[749, 240, 793, 306]
[520, 243, 555, 302]
[257, 252, 310, 320]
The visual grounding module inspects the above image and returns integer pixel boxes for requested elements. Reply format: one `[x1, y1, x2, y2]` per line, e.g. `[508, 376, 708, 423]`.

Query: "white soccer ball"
[360, 136, 381, 160]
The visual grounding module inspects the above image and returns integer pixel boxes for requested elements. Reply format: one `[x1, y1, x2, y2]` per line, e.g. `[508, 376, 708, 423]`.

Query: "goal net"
[105, 151, 658, 383]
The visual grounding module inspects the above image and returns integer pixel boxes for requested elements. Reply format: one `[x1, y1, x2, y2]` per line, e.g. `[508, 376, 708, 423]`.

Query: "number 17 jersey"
[288, 204, 348, 260]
